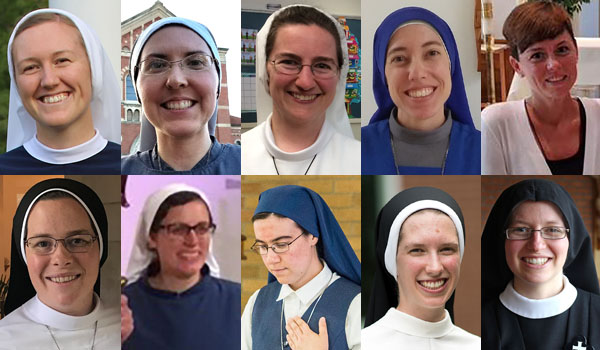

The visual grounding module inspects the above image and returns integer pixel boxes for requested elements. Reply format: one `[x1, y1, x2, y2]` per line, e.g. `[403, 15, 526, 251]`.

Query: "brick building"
[120, 1, 240, 155]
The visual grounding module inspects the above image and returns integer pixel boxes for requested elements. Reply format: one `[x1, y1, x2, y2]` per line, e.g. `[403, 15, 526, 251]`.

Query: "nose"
[424, 253, 443, 275]
[546, 55, 560, 71]
[165, 63, 188, 89]
[264, 247, 281, 264]
[527, 231, 547, 251]
[51, 241, 73, 266]
[40, 66, 60, 89]
[407, 58, 426, 81]
[183, 230, 200, 245]
[295, 65, 317, 90]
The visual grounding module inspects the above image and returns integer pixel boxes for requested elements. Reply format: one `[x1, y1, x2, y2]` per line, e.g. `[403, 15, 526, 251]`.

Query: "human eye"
[21, 64, 40, 74]
[529, 52, 545, 62]
[313, 62, 334, 71]
[185, 55, 210, 70]
[67, 235, 92, 247]
[33, 238, 52, 248]
[427, 49, 441, 58]
[440, 246, 457, 254]
[556, 46, 571, 55]
[389, 55, 406, 64]
[167, 223, 188, 236]
[272, 242, 289, 250]
[408, 248, 424, 254]
[55, 57, 71, 66]
[143, 59, 168, 73]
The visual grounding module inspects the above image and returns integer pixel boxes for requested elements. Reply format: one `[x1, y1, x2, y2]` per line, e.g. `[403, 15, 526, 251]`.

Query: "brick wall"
[241, 175, 361, 311]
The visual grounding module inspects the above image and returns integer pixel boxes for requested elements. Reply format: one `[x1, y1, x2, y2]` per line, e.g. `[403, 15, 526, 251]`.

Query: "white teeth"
[292, 93, 317, 101]
[419, 279, 446, 289]
[165, 100, 193, 110]
[524, 257, 549, 265]
[49, 275, 78, 283]
[407, 87, 434, 98]
[43, 93, 68, 104]
[547, 76, 565, 82]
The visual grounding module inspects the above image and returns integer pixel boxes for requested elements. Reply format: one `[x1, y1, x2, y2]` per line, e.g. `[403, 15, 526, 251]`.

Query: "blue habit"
[123, 266, 240, 350]
[251, 277, 360, 350]
[0, 141, 120, 175]
[361, 119, 480, 174]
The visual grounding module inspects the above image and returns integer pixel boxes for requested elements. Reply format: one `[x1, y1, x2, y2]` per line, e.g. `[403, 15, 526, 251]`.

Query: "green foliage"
[0, 0, 48, 153]
[529, 0, 592, 17]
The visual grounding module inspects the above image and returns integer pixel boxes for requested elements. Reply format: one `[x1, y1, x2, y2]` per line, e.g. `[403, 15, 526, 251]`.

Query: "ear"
[309, 234, 318, 247]
[509, 56, 524, 77]
[147, 233, 158, 250]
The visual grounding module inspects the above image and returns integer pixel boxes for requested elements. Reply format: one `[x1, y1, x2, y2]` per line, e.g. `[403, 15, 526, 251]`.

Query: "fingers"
[318, 317, 328, 337]
[286, 316, 305, 337]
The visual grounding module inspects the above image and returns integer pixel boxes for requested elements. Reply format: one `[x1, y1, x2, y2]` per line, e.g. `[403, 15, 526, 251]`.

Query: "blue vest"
[252, 277, 360, 350]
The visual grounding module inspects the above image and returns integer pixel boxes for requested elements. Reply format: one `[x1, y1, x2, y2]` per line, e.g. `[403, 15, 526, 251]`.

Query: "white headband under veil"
[125, 183, 220, 284]
[255, 4, 353, 138]
[6, 8, 121, 152]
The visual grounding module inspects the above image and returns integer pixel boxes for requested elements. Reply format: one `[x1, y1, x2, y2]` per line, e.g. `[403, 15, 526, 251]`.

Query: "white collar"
[23, 294, 102, 330]
[277, 262, 334, 304]
[499, 275, 577, 319]
[263, 114, 334, 162]
[380, 308, 454, 338]
[23, 130, 108, 165]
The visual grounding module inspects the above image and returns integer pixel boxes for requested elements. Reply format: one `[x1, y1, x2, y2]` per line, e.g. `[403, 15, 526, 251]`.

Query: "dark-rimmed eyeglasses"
[250, 233, 304, 255]
[270, 58, 339, 79]
[25, 234, 97, 255]
[137, 53, 217, 75]
[505, 227, 569, 240]
[159, 222, 216, 238]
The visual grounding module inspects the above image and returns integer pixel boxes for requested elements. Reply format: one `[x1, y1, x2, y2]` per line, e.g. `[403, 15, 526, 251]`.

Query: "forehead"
[271, 24, 337, 58]
[253, 215, 301, 241]
[387, 23, 444, 52]
[141, 25, 210, 58]
[12, 21, 85, 59]
[27, 198, 91, 233]
[522, 30, 575, 52]
[400, 210, 457, 244]
[162, 200, 210, 223]
[509, 200, 565, 224]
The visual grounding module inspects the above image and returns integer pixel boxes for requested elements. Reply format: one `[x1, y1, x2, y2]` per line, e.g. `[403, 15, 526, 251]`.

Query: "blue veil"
[254, 185, 361, 285]
[369, 7, 474, 128]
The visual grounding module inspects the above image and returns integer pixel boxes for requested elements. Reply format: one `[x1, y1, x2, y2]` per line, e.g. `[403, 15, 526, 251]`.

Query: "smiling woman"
[241, 5, 360, 175]
[0, 9, 121, 174]
[362, 186, 479, 349]
[0, 178, 120, 348]
[121, 17, 241, 174]
[361, 7, 480, 175]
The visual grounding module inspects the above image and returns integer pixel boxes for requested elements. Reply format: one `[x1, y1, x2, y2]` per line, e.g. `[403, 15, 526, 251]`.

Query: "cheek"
[442, 255, 460, 276]
[26, 256, 46, 281]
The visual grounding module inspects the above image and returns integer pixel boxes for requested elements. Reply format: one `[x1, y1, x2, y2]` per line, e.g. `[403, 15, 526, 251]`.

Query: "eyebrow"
[254, 235, 295, 244]
[402, 242, 459, 250]
[27, 229, 92, 239]
[17, 50, 77, 64]
[525, 40, 571, 53]
[274, 52, 337, 64]
[387, 40, 444, 55]
[142, 50, 210, 60]
[510, 219, 564, 226]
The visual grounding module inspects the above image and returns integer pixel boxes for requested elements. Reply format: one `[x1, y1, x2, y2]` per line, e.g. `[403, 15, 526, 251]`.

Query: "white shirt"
[0, 294, 120, 350]
[241, 263, 361, 349]
[362, 308, 480, 350]
[241, 116, 361, 175]
[481, 97, 600, 174]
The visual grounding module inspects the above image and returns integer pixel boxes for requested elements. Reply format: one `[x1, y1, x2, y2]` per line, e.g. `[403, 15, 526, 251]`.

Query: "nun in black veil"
[363, 187, 479, 349]
[482, 179, 600, 350]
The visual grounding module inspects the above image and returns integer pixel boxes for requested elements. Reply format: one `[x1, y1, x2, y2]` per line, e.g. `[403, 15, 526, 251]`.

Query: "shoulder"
[580, 98, 600, 124]
[450, 324, 481, 343]
[104, 141, 122, 152]
[481, 100, 524, 123]
[0, 146, 35, 173]
[241, 123, 264, 144]
[361, 119, 389, 138]
[121, 151, 153, 174]
[209, 140, 241, 174]
[208, 275, 241, 295]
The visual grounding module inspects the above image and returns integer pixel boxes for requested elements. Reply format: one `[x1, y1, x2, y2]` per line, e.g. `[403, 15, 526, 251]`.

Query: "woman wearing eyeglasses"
[482, 179, 600, 349]
[242, 185, 361, 350]
[0, 178, 120, 348]
[241, 5, 360, 175]
[121, 17, 241, 174]
[121, 183, 240, 349]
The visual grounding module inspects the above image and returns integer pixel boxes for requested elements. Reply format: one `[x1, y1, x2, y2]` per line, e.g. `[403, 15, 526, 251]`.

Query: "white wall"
[580, 0, 599, 37]
[361, 0, 481, 130]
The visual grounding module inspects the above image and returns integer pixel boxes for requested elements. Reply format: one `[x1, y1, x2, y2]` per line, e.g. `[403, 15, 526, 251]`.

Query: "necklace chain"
[272, 154, 317, 175]
[47, 320, 98, 350]
[389, 130, 449, 175]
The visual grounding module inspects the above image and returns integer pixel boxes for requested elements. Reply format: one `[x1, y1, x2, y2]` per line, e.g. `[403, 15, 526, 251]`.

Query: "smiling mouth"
[46, 274, 80, 283]
[522, 257, 550, 265]
[162, 100, 196, 110]
[406, 87, 435, 98]
[40, 92, 70, 104]
[418, 278, 447, 290]
[289, 92, 318, 101]
[546, 75, 567, 83]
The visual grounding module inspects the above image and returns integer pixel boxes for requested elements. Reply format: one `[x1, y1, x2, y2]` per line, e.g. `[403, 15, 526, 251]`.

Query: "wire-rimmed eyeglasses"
[137, 53, 217, 75]
[159, 222, 216, 239]
[270, 58, 339, 79]
[505, 227, 569, 240]
[25, 234, 98, 255]
[250, 233, 304, 255]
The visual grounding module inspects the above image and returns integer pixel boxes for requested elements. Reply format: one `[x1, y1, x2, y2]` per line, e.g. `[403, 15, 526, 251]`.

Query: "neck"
[289, 259, 324, 291]
[513, 275, 564, 299]
[270, 112, 325, 152]
[396, 108, 445, 131]
[41, 293, 95, 317]
[156, 129, 211, 171]
[149, 270, 202, 293]
[527, 94, 577, 125]
[396, 301, 446, 322]
[35, 113, 96, 149]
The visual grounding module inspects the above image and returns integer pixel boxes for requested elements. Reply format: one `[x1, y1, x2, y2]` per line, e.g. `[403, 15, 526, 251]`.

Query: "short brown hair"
[265, 6, 344, 68]
[503, 1, 576, 60]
